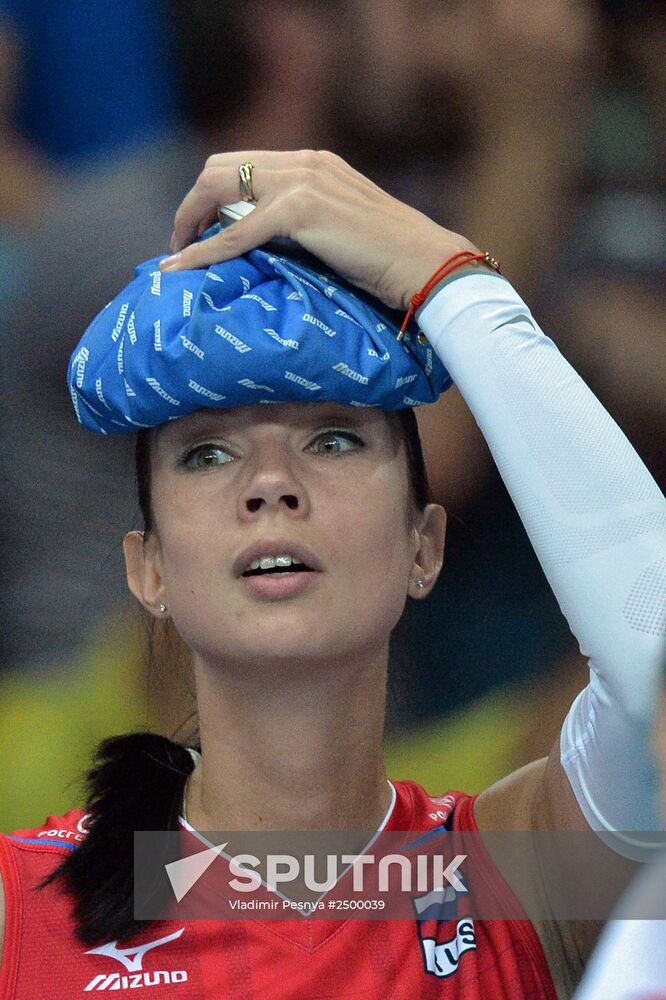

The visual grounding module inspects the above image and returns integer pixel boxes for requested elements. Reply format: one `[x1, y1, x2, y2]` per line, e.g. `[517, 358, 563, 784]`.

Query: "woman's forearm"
[418, 271, 666, 857]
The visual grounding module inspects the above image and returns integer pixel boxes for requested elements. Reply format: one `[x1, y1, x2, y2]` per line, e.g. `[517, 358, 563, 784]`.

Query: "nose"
[237, 444, 311, 520]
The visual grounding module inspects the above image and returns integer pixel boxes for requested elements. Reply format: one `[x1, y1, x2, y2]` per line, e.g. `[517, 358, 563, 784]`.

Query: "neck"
[185, 647, 391, 834]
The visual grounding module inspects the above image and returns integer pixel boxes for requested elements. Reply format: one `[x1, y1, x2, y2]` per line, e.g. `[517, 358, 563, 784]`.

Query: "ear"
[408, 503, 446, 599]
[122, 530, 167, 618]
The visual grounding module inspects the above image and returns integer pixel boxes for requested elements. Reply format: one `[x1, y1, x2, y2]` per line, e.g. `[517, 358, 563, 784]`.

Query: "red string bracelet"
[398, 250, 501, 342]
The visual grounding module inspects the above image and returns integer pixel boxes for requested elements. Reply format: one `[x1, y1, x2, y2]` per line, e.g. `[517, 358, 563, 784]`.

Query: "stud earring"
[159, 603, 168, 614]
[415, 579, 425, 590]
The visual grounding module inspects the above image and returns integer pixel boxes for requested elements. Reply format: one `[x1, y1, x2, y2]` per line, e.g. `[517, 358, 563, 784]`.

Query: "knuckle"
[298, 148, 324, 171]
[197, 164, 222, 192]
[316, 149, 341, 166]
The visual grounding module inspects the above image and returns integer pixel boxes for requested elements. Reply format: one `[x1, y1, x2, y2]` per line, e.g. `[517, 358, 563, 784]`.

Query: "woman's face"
[124, 402, 445, 673]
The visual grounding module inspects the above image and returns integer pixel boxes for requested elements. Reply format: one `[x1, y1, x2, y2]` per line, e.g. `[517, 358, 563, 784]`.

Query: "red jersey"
[0, 780, 556, 998]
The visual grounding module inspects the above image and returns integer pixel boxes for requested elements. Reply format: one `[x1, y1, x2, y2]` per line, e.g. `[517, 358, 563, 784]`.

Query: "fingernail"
[160, 252, 182, 271]
[169, 231, 177, 252]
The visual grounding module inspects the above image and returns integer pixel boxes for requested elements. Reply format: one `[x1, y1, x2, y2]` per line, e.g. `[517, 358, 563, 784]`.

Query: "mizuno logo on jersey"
[83, 970, 188, 991]
[83, 927, 189, 991]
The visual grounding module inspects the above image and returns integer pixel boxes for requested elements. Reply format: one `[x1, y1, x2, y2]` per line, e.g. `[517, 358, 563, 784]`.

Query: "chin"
[197, 629, 377, 672]
[178, 600, 398, 669]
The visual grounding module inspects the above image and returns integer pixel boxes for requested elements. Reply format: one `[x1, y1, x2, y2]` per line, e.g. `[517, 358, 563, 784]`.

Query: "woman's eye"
[310, 431, 364, 457]
[182, 443, 233, 469]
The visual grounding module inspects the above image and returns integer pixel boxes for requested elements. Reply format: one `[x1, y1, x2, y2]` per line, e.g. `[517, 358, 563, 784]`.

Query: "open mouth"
[242, 563, 314, 578]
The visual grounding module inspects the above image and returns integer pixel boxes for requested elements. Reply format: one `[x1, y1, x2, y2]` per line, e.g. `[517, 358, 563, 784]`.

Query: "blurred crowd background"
[0, 0, 664, 832]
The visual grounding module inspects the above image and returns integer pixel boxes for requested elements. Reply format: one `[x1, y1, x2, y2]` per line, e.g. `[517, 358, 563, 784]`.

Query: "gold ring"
[238, 162, 256, 202]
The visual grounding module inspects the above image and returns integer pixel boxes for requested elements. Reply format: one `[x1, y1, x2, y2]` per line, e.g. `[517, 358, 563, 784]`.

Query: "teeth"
[249, 554, 296, 571]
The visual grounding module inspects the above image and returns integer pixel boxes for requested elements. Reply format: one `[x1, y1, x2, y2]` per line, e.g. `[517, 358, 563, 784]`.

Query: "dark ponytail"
[38, 732, 200, 946]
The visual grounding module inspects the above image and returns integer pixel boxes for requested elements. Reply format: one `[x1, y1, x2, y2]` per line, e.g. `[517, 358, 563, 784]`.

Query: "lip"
[240, 571, 321, 601]
[232, 538, 324, 579]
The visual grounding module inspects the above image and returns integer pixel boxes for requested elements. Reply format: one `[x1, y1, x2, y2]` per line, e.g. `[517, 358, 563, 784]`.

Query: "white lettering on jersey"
[83, 969, 188, 991]
[38, 828, 85, 843]
[420, 919, 476, 978]
[77, 813, 92, 834]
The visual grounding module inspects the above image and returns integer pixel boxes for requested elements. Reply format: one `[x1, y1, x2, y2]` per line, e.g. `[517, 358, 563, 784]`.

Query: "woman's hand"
[160, 149, 481, 311]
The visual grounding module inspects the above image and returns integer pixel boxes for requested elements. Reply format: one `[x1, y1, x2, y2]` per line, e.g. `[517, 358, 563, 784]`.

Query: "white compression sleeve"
[417, 272, 666, 860]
